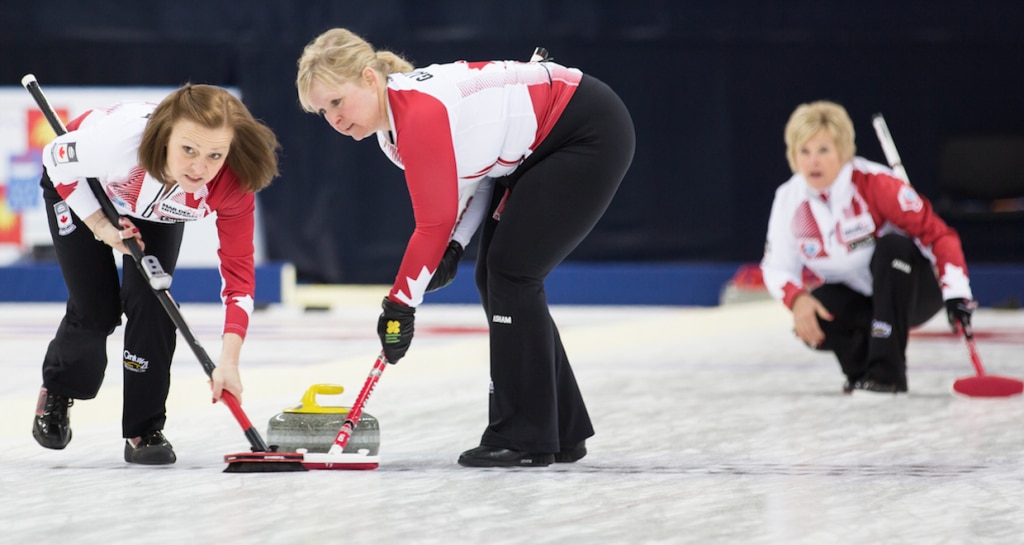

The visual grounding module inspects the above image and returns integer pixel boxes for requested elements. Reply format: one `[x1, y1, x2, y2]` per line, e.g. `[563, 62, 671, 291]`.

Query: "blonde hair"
[295, 28, 414, 113]
[783, 100, 856, 173]
[139, 84, 280, 192]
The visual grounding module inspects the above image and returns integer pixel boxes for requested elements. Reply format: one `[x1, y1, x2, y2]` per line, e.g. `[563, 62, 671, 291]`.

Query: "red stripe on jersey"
[790, 201, 827, 258]
[790, 201, 820, 239]
[527, 74, 579, 150]
[464, 156, 523, 180]
[451, 60, 580, 152]
[387, 89, 460, 305]
[781, 282, 806, 309]
[55, 181, 78, 200]
[65, 111, 93, 131]
[205, 166, 257, 336]
[107, 166, 147, 212]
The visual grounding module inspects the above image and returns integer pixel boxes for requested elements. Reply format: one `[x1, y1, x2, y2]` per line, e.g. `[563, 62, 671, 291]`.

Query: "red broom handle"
[329, 353, 389, 454]
[959, 324, 987, 377]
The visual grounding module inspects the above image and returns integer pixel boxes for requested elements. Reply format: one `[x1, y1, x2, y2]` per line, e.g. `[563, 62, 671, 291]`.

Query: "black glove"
[945, 298, 976, 338]
[426, 241, 465, 293]
[377, 297, 415, 363]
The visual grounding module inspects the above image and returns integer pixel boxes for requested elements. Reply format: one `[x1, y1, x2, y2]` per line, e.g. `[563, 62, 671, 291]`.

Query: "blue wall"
[0, 263, 286, 305]
[1, 262, 1019, 309]
[2, 1, 1022, 285]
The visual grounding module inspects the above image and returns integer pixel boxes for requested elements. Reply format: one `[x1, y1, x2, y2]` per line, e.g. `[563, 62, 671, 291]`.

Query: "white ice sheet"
[1, 299, 1023, 544]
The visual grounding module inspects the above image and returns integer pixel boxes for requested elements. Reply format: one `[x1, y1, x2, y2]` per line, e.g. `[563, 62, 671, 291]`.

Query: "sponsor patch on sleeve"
[51, 142, 78, 164]
[52, 201, 77, 236]
[897, 186, 923, 212]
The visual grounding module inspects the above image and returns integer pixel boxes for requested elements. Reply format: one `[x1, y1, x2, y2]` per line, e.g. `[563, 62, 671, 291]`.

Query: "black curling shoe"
[458, 446, 554, 468]
[852, 380, 907, 394]
[125, 430, 177, 465]
[32, 387, 73, 450]
[555, 441, 587, 463]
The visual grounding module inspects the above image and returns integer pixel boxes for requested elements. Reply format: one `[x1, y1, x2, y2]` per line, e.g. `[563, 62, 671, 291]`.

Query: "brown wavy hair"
[138, 84, 280, 192]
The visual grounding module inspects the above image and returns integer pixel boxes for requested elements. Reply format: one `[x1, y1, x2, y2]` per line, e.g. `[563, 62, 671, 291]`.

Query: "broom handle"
[876, 116, 988, 379]
[328, 353, 388, 455]
[959, 324, 987, 377]
[876, 113, 996, 384]
[872, 114, 911, 185]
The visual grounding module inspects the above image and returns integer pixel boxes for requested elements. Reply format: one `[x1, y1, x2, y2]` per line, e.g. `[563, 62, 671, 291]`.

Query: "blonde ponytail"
[375, 50, 413, 75]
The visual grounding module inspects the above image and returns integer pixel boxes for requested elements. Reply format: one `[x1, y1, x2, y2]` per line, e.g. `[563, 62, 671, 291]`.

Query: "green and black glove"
[377, 297, 415, 363]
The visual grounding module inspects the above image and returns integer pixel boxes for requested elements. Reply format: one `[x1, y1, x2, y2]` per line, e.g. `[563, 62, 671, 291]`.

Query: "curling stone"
[266, 384, 380, 455]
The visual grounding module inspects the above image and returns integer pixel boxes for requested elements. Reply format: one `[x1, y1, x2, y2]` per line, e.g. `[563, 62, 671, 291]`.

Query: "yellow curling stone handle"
[284, 383, 351, 414]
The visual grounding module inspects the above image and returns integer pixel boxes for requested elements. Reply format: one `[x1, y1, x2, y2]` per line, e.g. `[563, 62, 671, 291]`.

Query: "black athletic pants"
[813, 234, 944, 390]
[41, 174, 184, 438]
[473, 74, 635, 452]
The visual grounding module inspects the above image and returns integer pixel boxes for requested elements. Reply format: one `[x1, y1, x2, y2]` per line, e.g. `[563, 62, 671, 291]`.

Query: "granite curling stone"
[266, 383, 380, 455]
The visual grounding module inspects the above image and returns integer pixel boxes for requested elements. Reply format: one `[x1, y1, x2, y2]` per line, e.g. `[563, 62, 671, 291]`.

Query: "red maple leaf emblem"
[58, 146, 66, 159]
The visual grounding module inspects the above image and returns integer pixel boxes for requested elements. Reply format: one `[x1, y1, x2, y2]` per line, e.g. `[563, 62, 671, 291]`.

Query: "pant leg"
[119, 219, 184, 437]
[476, 170, 598, 453]
[863, 234, 944, 389]
[811, 283, 872, 383]
[552, 325, 593, 445]
[40, 175, 122, 399]
[907, 246, 944, 328]
[475, 74, 634, 452]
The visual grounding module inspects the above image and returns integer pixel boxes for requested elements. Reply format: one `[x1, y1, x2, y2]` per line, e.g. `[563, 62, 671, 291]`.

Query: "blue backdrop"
[2, 1, 1022, 286]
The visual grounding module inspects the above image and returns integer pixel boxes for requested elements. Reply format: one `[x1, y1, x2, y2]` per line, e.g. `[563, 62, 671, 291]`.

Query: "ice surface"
[2, 298, 1023, 544]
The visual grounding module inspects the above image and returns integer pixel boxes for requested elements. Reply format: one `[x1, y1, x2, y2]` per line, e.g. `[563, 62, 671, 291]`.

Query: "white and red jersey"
[761, 157, 972, 308]
[377, 60, 582, 307]
[41, 101, 257, 338]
